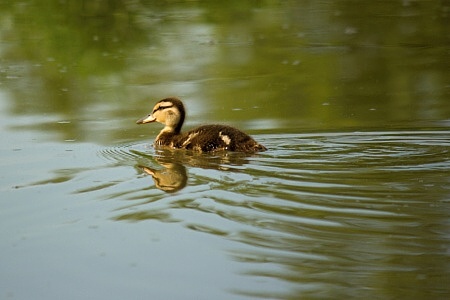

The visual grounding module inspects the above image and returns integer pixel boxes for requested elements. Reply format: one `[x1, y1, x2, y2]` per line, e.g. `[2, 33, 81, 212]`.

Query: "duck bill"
[136, 114, 156, 124]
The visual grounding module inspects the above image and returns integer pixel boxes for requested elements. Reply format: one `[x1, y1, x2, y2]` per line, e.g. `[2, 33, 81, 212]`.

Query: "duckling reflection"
[134, 147, 255, 192]
[138, 161, 187, 193]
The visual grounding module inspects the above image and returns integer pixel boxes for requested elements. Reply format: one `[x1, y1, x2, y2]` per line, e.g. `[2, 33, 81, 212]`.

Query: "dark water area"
[1, 1, 449, 299]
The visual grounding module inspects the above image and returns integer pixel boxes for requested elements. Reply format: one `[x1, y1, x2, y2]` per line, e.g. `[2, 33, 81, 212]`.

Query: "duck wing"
[175, 125, 265, 153]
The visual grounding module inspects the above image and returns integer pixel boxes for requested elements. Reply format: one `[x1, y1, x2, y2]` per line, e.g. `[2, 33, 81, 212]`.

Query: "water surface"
[1, 1, 449, 299]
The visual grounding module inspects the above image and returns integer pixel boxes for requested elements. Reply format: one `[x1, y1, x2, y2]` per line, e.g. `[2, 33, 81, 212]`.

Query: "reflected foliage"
[0, 0, 448, 144]
[1, 1, 149, 107]
[1, 1, 450, 299]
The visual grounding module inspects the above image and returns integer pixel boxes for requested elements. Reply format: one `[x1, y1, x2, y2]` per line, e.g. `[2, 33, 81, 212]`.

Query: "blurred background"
[1, 1, 449, 300]
[1, 0, 448, 144]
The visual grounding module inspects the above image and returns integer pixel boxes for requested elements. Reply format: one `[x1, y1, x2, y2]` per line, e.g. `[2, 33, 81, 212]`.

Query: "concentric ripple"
[90, 130, 450, 298]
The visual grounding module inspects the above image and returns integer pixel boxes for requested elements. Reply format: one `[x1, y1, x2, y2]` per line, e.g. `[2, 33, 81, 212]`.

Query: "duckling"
[136, 97, 266, 153]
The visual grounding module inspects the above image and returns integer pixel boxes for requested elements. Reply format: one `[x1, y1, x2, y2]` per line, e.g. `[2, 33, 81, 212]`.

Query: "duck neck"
[156, 125, 177, 141]
[162, 124, 180, 135]
[174, 116, 184, 134]
[164, 112, 184, 135]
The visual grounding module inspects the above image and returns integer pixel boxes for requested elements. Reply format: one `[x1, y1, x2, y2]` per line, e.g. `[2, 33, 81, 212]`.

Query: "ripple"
[87, 130, 450, 297]
[95, 130, 450, 207]
[97, 142, 153, 164]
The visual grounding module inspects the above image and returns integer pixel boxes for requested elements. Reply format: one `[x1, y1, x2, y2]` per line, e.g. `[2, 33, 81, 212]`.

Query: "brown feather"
[137, 97, 266, 153]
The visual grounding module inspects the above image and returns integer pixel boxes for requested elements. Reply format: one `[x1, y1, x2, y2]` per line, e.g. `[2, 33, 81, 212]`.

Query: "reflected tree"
[0, 0, 448, 142]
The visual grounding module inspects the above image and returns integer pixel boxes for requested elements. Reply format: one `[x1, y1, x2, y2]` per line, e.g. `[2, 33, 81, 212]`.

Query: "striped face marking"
[137, 97, 186, 135]
[149, 100, 183, 132]
[137, 101, 176, 125]
[153, 101, 174, 114]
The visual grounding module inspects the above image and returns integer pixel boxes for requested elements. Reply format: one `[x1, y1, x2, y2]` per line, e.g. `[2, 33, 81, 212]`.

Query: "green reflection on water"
[0, 0, 448, 144]
[1, 1, 449, 300]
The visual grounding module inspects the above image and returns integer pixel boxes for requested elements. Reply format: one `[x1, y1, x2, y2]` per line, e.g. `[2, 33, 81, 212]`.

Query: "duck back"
[156, 125, 266, 153]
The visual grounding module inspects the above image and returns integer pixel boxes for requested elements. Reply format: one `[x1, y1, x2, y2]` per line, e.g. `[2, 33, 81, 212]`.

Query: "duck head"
[136, 97, 186, 133]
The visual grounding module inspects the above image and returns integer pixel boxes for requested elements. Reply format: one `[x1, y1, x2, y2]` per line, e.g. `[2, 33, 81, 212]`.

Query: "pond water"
[1, 1, 449, 299]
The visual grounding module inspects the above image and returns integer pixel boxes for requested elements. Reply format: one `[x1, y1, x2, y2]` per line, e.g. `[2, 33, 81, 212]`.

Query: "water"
[2, 130, 449, 299]
[1, 1, 450, 299]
